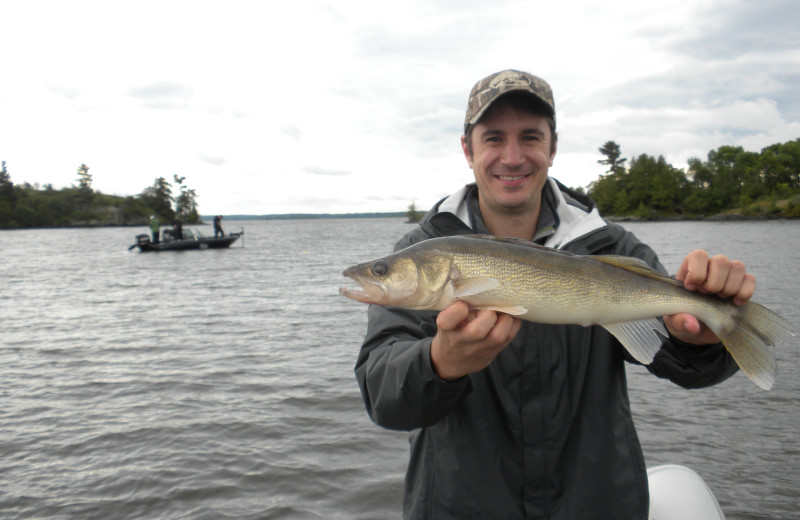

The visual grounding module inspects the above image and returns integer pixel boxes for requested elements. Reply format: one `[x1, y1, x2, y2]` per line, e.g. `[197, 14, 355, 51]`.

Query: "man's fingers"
[708, 259, 755, 305]
[700, 255, 733, 295]
[665, 313, 700, 335]
[463, 309, 499, 339]
[495, 313, 523, 344]
[734, 273, 756, 306]
[715, 259, 744, 297]
[676, 249, 708, 290]
[436, 301, 471, 331]
[436, 303, 521, 351]
[430, 306, 518, 381]
[677, 252, 756, 306]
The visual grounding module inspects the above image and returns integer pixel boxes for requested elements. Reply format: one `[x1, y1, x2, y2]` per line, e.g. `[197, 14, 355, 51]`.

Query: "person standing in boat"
[213, 215, 224, 238]
[149, 216, 160, 244]
[172, 217, 183, 240]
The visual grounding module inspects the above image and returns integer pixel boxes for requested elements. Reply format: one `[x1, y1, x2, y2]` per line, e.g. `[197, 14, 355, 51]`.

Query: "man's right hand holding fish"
[431, 302, 522, 381]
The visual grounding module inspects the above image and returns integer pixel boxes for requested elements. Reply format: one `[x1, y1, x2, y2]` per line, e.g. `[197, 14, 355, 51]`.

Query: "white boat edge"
[648, 464, 726, 520]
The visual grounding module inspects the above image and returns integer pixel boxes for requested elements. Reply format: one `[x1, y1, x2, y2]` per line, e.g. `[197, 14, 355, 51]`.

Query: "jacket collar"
[428, 177, 608, 250]
[542, 178, 608, 249]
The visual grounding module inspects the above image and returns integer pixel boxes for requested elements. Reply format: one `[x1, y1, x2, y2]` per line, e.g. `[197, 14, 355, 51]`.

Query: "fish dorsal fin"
[459, 234, 577, 257]
[452, 276, 499, 297]
[592, 255, 683, 287]
[602, 319, 667, 364]
[461, 234, 544, 247]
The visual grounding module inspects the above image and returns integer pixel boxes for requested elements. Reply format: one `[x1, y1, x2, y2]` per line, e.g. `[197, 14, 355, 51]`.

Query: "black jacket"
[355, 179, 738, 519]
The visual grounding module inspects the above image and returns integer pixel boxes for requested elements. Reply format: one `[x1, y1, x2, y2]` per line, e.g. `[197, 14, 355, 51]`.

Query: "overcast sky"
[2, 0, 798, 215]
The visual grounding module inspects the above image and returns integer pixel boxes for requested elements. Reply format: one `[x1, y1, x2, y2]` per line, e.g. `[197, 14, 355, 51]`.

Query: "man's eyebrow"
[478, 127, 547, 140]
[480, 127, 546, 136]
[521, 127, 546, 136]
[479, 129, 505, 137]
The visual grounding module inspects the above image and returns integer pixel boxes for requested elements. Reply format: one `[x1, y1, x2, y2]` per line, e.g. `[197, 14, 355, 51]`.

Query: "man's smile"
[494, 173, 532, 185]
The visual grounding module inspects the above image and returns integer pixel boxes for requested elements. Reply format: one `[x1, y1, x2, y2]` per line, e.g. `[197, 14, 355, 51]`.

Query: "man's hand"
[430, 301, 522, 381]
[664, 249, 756, 345]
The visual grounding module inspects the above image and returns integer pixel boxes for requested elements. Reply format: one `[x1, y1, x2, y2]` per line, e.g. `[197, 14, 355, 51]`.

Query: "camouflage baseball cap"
[464, 70, 555, 133]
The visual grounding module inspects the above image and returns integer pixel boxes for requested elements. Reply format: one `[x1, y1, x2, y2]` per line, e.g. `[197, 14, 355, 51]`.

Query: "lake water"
[1, 219, 798, 519]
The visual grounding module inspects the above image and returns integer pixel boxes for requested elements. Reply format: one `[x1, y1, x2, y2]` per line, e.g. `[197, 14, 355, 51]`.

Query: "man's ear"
[549, 132, 558, 166]
[461, 135, 473, 168]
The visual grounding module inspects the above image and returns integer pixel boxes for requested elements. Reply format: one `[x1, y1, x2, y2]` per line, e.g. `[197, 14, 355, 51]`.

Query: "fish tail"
[712, 301, 794, 390]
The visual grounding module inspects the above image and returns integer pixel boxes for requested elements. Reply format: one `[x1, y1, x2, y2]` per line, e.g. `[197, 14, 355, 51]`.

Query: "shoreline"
[608, 214, 800, 223]
[3, 202, 798, 231]
[2, 214, 797, 231]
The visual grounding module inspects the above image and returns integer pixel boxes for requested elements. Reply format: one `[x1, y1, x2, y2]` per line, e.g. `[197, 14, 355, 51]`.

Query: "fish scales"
[442, 238, 705, 326]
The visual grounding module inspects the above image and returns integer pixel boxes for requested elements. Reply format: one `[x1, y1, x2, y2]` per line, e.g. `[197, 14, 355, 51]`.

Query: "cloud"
[45, 84, 81, 100]
[128, 82, 194, 109]
[198, 155, 228, 166]
[665, 0, 800, 60]
[281, 125, 303, 141]
[303, 166, 352, 177]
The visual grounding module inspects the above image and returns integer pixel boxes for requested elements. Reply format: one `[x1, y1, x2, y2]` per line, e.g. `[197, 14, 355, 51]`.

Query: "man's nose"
[501, 141, 524, 166]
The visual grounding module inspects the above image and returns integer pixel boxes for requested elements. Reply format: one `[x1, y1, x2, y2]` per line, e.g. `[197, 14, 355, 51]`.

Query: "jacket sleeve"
[646, 332, 739, 388]
[601, 221, 739, 388]
[354, 304, 472, 431]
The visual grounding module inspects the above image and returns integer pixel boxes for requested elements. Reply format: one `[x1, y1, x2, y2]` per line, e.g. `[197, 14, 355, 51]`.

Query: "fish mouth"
[339, 273, 386, 304]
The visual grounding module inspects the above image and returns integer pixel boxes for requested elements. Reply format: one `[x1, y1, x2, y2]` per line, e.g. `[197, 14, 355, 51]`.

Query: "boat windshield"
[162, 228, 203, 241]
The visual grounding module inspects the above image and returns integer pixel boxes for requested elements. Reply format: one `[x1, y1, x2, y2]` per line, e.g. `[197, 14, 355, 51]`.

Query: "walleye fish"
[339, 234, 794, 390]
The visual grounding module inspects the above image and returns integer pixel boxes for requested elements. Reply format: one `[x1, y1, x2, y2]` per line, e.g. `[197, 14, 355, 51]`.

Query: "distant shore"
[200, 212, 407, 221]
[3, 204, 797, 231]
[211, 198, 800, 223]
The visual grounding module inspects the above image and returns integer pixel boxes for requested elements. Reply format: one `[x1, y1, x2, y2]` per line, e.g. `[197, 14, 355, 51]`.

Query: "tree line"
[0, 162, 200, 229]
[3, 137, 799, 229]
[587, 139, 800, 219]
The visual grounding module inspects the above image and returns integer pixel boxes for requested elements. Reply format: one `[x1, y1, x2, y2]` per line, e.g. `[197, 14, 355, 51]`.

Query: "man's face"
[461, 105, 557, 217]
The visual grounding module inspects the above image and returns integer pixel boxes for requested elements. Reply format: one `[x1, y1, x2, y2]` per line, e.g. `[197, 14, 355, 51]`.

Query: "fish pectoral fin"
[474, 305, 528, 316]
[602, 318, 667, 364]
[452, 276, 499, 297]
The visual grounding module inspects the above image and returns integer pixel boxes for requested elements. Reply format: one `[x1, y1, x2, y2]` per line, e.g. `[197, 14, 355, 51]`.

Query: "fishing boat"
[129, 228, 243, 252]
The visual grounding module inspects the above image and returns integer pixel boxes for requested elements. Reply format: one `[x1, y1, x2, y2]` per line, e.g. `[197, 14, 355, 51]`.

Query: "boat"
[648, 464, 726, 519]
[129, 228, 243, 252]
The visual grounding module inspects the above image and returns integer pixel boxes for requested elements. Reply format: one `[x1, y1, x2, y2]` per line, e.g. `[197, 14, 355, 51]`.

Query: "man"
[213, 215, 224, 238]
[354, 70, 752, 519]
[149, 215, 160, 244]
[172, 217, 183, 240]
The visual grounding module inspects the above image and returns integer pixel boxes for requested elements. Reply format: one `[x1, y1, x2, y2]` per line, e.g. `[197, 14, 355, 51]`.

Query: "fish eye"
[371, 260, 388, 276]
